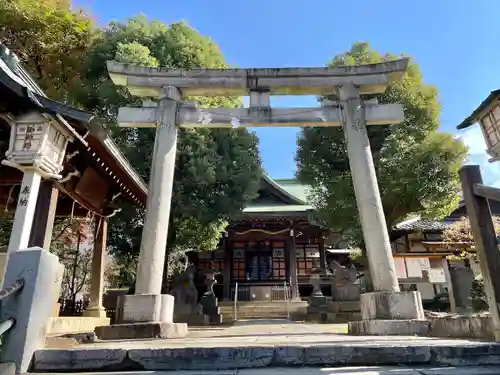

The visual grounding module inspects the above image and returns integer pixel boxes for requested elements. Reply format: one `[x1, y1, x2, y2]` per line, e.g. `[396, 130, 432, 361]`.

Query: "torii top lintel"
[106, 58, 409, 98]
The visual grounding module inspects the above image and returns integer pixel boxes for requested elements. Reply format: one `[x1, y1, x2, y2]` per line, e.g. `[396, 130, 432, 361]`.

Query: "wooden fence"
[58, 299, 116, 323]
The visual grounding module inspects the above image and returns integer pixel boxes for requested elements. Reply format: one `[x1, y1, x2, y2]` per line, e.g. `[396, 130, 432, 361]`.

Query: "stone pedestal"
[199, 272, 222, 324]
[307, 271, 328, 319]
[172, 267, 206, 325]
[348, 291, 428, 336]
[308, 294, 328, 314]
[330, 264, 361, 302]
[94, 294, 188, 340]
[449, 266, 474, 314]
[200, 295, 222, 324]
[1, 247, 64, 374]
[333, 285, 361, 301]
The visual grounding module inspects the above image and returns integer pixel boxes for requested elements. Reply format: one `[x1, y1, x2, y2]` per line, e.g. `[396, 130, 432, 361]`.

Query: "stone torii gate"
[105, 60, 426, 337]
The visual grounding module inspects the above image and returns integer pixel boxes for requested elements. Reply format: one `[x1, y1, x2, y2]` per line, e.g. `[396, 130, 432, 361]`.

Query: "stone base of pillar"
[121, 294, 174, 322]
[95, 321, 188, 340]
[348, 291, 427, 336]
[348, 319, 429, 336]
[94, 293, 188, 340]
[83, 306, 107, 318]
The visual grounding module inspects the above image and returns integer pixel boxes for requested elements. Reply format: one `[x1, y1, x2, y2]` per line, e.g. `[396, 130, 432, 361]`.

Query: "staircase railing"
[0, 278, 25, 337]
[284, 281, 290, 320]
[233, 282, 238, 321]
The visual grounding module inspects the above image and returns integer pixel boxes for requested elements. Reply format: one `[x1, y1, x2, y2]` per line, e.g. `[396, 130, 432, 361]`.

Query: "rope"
[3, 185, 15, 212]
[0, 278, 24, 302]
[233, 228, 291, 236]
[0, 318, 14, 336]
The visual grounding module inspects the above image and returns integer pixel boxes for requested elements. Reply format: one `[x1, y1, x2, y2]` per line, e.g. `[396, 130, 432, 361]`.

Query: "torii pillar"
[106, 60, 425, 337]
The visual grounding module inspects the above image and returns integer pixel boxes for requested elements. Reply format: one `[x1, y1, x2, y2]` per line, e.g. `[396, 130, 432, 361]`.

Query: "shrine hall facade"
[191, 175, 337, 301]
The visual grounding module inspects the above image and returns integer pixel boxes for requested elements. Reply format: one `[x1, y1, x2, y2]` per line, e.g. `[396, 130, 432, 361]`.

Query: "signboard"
[427, 269, 446, 283]
[273, 248, 284, 258]
[405, 258, 423, 278]
[394, 258, 407, 279]
[417, 257, 430, 270]
[305, 250, 320, 258]
[233, 249, 245, 259]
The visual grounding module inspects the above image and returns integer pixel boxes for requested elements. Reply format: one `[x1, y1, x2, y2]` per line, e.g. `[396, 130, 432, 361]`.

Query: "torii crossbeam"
[117, 99, 404, 128]
[105, 59, 426, 337]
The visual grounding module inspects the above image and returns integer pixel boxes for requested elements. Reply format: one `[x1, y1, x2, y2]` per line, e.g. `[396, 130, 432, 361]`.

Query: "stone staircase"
[219, 300, 308, 320]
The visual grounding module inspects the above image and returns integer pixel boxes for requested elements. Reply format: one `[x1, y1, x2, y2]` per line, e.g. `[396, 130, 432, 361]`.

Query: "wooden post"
[223, 237, 231, 301]
[319, 239, 326, 270]
[6, 171, 41, 255]
[84, 217, 108, 318]
[441, 257, 457, 314]
[286, 229, 298, 300]
[460, 165, 500, 341]
[29, 180, 59, 250]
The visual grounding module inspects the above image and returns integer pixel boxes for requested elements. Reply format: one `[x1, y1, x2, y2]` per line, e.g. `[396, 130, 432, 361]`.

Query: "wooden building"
[193, 175, 331, 301]
[388, 200, 497, 303]
[0, 44, 147, 317]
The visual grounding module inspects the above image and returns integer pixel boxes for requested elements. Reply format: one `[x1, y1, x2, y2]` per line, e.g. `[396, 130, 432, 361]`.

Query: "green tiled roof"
[273, 178, 311, 203]
[242, 175, 313, 215]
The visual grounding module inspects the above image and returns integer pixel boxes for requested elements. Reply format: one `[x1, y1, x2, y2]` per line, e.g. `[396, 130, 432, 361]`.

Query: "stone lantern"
[2, 112, 72, 178]
[457, 90, 500, 162]
[2, 112, 72, 255]
[307, 265, 328, 317]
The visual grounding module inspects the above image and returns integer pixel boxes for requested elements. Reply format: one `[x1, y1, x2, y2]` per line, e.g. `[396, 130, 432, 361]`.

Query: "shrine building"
[191, 174, 346, 302]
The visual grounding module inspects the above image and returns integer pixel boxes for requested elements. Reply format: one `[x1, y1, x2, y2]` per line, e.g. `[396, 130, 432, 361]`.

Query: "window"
[198, 250, 224, 271]
[296, 244, 320, 277]
[482, 111, 500, 148]
[232, 242, 246, 280]
[272, 242, 286, 280]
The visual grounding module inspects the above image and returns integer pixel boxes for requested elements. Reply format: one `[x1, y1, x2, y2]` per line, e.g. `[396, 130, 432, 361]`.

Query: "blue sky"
[77, 0, 500, 183]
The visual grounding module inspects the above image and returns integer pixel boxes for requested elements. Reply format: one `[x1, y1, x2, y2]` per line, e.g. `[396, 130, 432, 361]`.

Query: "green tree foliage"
[0, 4, 261, 286]
[0, 214, 13, 249]
[296, 42, 468, 246]
[78, 16, 261, 283]
[0, 0, 96, 104]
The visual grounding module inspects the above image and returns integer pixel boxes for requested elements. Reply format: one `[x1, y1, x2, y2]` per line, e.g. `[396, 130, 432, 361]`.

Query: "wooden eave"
[0, 46, 148, 213]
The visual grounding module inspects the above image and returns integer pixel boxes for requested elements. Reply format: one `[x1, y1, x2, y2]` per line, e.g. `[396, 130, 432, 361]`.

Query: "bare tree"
[51, 218, 93, 302]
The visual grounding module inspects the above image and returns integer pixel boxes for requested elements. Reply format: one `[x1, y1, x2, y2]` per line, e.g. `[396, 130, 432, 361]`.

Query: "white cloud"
[455, 126, 487, 154]
[456, 126, 500, 187]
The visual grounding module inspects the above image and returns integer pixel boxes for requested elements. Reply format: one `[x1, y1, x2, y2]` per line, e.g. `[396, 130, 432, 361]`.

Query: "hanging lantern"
[2, 112, 72, 178]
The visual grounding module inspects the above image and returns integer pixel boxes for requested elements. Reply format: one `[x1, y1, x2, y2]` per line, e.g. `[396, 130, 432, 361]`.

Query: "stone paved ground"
[36, 367, 500, 374]
[33, 320, 500, 372]
[77, 320, 488, 349]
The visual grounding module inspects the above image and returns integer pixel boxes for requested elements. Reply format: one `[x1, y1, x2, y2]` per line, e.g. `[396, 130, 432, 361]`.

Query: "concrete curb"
[32, 343, 500, 372]
[0, 363, 15, 375]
